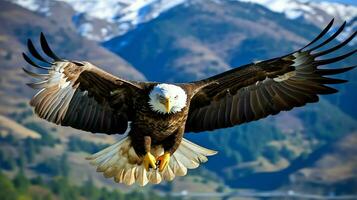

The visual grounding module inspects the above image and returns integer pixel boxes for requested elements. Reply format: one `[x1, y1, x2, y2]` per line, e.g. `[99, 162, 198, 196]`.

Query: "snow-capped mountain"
[64, 0, 185, 40]
[10, 0, 357, 42]
[10, 0, 185, 41]
[240, 0, 357, 44]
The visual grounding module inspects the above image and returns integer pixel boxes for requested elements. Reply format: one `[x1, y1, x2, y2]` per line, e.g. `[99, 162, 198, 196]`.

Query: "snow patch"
[239, 0, 357, 45]
[239, 0, 357, 21]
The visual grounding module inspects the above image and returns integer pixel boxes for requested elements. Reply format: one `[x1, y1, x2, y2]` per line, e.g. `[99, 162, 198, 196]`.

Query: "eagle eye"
[157, 95, 165, 101]
[174, 95, 178, 99]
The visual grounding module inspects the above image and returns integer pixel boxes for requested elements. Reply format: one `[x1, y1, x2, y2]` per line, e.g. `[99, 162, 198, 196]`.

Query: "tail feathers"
[86, 136, 217, 186]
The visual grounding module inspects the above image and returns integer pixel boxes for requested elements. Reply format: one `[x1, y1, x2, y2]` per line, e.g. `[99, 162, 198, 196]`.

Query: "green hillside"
[0, 169, 174, 200]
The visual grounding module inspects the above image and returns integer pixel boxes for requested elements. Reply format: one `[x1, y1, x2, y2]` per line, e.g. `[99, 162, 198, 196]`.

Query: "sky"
[321, 0, 356, 5]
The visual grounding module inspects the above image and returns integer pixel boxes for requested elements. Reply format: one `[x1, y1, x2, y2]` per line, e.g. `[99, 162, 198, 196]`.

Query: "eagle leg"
[156, 152, 170, 172]
[142, 136, 156, 171]
[143, 152, 157, 171]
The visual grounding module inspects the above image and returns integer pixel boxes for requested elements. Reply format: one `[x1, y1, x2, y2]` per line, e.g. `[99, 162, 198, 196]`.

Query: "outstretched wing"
[186, 19, 356, 133]
[23, 33, 144, 134]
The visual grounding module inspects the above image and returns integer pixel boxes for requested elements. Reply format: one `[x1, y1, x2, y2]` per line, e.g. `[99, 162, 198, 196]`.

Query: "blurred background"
[0, 0, 356, 199]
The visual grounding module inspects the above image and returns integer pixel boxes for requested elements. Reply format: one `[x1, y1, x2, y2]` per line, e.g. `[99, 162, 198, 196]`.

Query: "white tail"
[86, 136, 217, 186]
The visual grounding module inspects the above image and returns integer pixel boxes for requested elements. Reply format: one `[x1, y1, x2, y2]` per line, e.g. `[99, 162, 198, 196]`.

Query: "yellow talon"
[143, 152, 157, 171]
[157, 152, 170, 172]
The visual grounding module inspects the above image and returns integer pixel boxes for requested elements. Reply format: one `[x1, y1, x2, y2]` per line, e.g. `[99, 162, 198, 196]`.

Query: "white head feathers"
[149, 84, 187, 114]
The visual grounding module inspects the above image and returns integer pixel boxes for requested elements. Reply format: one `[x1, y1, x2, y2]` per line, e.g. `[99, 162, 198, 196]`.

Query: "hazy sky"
[320, 0, 356, 5]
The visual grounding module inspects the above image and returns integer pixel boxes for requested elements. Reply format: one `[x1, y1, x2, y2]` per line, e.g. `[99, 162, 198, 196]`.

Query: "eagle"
[23, 19, 355, 186]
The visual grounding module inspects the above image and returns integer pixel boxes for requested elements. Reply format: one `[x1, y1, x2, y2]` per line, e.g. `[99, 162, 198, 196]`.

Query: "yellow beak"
[165, 97, 171, 113]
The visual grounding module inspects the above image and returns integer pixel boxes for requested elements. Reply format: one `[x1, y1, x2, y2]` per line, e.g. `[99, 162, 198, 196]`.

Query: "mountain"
[10, 0, 186, 41]
[241, 0, 357, 44]
[9, 0, 357, 43]
[0, 115, 41, 139]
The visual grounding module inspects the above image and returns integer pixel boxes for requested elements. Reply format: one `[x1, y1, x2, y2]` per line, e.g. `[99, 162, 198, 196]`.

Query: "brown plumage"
[23, 19, 355, 186]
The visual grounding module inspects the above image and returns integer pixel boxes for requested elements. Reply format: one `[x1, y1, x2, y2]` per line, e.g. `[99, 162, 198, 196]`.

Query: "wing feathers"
[186, 20, 355, 133]
[314, 31, 357, 58]
[308, 21, 346, 52]
[23, 68, 50, 79]
[229, 94, 239, 124]
[27, 39, 52, 64]
[315, 66, 356, 75]
[315, 49, 356, 66]
[301, 18, 334, 50]
[24, 33, 143, 134]
[224, 96, 233, 126]
[39, 32, 62, 61]
[22, 53, 51, 70]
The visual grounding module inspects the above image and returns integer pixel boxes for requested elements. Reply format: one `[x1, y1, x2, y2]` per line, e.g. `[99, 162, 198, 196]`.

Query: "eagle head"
[149, 84, 187, 114]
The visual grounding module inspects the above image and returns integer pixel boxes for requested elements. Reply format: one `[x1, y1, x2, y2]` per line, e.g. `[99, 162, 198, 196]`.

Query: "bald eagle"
[23, 19, 355, 186]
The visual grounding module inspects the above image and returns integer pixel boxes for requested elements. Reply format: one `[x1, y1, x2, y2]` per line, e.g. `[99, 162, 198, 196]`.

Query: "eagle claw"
[143, 152, 157, 171]
[156, 152, 170, 172]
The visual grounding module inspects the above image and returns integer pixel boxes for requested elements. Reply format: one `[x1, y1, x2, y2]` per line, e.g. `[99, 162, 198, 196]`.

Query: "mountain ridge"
[9, 0, 357, 43]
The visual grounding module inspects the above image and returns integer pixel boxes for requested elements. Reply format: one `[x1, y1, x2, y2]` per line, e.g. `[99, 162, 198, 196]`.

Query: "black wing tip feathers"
[299, 18, 356, 67]
[25, 82, 35, 89]
[315, 49, 357, 66]
[323, 87, 339, 94]
[23, 33, 64, 72]
[316, 66, 356, 76]
[308, 21, 346, 52]
[27, 38, 52, 64]
[324, 77, 348, 84]
[330, 18, 335, 24]
[22, 67, 33, 75]
[22, 52, 50, 70]
[39, 32, 62, 61]
[313, 30, 357, 58]
[301, 18, 355, 56]
[301, 18, 335, 51]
